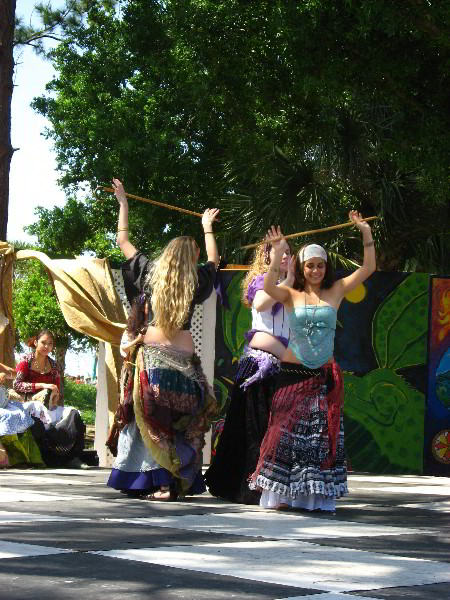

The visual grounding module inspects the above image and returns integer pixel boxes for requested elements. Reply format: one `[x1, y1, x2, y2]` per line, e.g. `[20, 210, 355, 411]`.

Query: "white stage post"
[94, 342, 109, 467]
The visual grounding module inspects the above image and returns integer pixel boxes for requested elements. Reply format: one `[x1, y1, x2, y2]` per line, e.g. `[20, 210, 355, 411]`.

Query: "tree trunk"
[55, 345, 67, 401]
[0, 0, 16, 241]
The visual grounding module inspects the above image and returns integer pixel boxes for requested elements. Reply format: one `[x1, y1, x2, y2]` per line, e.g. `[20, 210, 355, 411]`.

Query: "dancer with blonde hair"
[108, 179, 220, 500]
[205, 237, 294, 504]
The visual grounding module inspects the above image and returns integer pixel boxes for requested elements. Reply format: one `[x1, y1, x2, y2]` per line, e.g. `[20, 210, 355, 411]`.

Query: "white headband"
[300, 244, 327, 263]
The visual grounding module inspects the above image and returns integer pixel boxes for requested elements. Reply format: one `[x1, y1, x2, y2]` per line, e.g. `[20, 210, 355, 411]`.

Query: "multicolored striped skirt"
[250, 361, 347, 510]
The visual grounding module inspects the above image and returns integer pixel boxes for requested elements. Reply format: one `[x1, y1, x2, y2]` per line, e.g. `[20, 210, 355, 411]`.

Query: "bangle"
[117, 227, 129, 232]
[363, 240, 375, 247]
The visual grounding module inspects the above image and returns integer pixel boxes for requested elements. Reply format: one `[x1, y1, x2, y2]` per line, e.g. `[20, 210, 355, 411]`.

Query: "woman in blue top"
[251, 211, 376, 511]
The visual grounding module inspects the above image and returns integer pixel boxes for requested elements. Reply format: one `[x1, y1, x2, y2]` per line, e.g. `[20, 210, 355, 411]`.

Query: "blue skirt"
[107, 421, 205, 494]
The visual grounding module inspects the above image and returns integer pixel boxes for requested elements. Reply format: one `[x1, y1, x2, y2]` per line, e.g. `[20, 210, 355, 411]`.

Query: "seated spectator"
[0, 363, 44, 468]
[14, 330, 89, 469]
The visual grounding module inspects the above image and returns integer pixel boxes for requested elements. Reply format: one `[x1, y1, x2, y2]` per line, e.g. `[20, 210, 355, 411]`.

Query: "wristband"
[363, 240, 375, 247]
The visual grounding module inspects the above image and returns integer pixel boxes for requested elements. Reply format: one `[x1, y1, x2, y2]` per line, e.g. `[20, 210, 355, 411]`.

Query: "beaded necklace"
[33, 354, 49, 375]
[304, 290, 322, 337]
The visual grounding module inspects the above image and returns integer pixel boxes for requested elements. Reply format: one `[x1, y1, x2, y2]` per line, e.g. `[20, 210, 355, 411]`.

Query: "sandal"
[145, 487, 178, 502]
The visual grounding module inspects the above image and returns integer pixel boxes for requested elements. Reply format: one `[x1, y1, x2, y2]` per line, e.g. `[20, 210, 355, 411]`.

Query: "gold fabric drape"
[15, 250, 127, 421]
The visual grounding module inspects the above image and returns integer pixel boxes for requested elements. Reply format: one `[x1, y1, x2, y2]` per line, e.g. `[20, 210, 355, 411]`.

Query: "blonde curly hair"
[147, 236, 199, 337]
[242, 240, 292, 307]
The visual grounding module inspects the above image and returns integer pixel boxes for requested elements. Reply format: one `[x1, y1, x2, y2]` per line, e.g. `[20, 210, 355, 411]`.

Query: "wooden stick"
[95, 185, 204, 218]
[240, 216, 379, 250]
[220, 265, 249, 270]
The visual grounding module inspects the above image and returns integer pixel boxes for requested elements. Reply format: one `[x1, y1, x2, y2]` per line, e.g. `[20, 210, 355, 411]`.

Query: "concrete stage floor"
[0, 469, 449, 600]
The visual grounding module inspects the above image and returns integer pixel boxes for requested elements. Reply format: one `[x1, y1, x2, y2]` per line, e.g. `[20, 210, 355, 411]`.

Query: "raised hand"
[112, 178, 127, 204]
[202, 208, 220, 231]
[349, 210, 371, 233]
[287, 254, 296, 278]
[265, 225, 285, 252]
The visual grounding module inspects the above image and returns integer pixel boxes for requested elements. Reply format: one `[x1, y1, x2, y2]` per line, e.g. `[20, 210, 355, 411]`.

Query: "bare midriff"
[248, 331, 288, 361]
[281, 345, 335, 366]
[143, 326, 195, 353]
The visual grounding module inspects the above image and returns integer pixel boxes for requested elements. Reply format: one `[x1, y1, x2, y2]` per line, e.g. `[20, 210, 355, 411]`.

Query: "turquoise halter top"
[288, 304, 337, 369]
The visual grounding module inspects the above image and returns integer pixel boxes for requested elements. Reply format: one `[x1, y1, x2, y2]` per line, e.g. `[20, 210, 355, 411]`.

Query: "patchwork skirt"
[250, 361, 347, 511]
[108, 344, 219, 496]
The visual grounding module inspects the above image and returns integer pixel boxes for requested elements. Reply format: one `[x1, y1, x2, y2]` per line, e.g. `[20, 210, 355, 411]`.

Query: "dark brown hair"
[293, 243, 335, 291]
[27, 329, 56, 349]
[127, 294, 149, 339]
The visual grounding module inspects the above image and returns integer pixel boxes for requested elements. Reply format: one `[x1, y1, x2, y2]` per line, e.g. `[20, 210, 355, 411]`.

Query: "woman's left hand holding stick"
[202, 207, 220, 268]
[113, 178, 138, 260]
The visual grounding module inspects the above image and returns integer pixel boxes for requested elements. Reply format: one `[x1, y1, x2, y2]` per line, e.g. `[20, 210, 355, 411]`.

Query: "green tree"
[29, 1, 449, 270]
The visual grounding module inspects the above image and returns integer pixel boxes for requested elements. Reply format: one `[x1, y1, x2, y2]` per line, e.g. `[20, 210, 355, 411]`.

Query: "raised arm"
[333, 210, 376, 298]
[202, 208, 220, 268]
[262, 226, 292, 304]
[253, 257, 295, 311]
[113, 178, 139, 260]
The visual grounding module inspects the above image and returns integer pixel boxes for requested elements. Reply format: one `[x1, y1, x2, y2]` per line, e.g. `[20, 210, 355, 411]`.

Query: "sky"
[9, 1, 66, 243]
[10, 0, 95, 376]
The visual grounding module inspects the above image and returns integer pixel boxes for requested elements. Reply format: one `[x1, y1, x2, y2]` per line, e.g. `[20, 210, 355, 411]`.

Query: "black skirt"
[204, 351, 279, 504]
[31, 409, 86, 467]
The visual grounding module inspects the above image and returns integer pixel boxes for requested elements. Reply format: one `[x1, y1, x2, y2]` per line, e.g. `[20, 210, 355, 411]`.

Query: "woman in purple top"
[205, 238, 294, 504]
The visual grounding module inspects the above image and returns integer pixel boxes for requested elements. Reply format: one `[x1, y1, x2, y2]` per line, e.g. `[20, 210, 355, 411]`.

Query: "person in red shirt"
[14, 329, 88, 469]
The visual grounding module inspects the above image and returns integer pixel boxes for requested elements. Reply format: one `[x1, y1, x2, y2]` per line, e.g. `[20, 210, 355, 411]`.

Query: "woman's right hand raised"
[266, 226, 285, 252]
[112, 178, 127, 205]
[202, 208, 220, 232]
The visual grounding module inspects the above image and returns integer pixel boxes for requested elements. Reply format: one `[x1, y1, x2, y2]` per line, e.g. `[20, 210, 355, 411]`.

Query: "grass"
[64, 379, 96, 425]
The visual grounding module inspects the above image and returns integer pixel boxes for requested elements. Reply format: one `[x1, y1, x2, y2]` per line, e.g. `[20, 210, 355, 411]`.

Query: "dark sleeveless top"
[122, 251, 217, 330]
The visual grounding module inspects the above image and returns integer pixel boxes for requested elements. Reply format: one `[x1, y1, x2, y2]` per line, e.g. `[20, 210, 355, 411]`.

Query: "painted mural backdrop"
[424, 276, 450, 475]
[213, 270, 445, 475]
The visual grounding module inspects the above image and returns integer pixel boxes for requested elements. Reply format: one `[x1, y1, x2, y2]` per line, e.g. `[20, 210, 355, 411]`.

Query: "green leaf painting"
[373, 274, 429, 369]
[221, 273, 252, 360]
[213, 378, 231, 413]
[344, 369, 424, 473]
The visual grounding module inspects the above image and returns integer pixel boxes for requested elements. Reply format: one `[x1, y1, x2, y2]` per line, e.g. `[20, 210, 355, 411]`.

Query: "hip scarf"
[237, 347, 281, 390]
[133, 344, 219, 493]
[253, 361, 343, 481]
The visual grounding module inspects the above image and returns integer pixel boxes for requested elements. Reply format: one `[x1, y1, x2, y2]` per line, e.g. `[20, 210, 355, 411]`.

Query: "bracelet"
[363, 240, 375, 247]
[268, 268, 280, 274]
[117, 227, 129, 232]
[204, 230, 213, 234]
